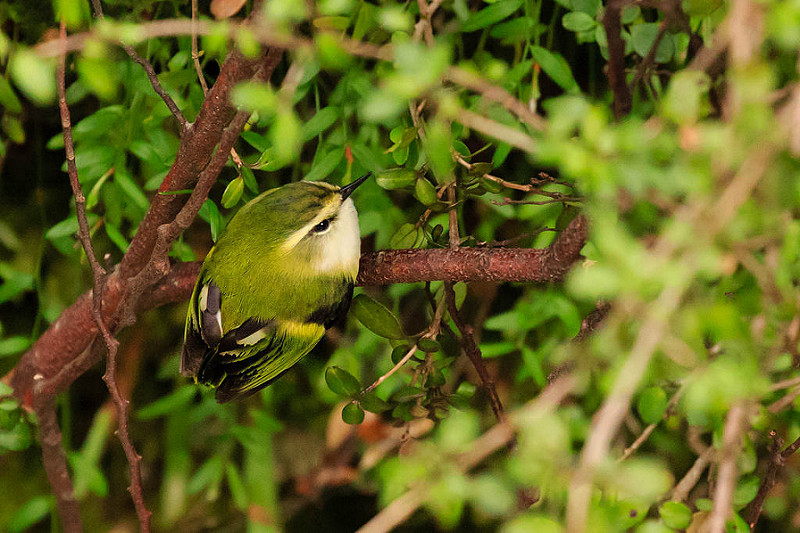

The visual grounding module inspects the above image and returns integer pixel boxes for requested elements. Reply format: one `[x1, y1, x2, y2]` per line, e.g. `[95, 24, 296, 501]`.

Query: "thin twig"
[670, 446, 716, 502]
[629, 22, 668, 93]
[444, 67, 546, 131]
[362, 345, 419, 395]
[35, 18, 545, 133]
[58, 21, 152, 531]
[363, 297, 446, 395]
[566, 287, 682, 533]
[444, 283, 505, 422]
[90, 0, 188, 133]
[449, 107, 537, 154]
[746, 430, 785, 531]
[768, 384, 800, 413]
[707, 403, 748, 533]
[356, 375, 576, 533]
[619, 385, 684, 461]
[191, 0, 209, 94]
[190, 1, 247, 170]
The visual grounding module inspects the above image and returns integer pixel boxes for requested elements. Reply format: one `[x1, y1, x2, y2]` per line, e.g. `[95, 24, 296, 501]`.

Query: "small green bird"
[180, 173, 370, 402]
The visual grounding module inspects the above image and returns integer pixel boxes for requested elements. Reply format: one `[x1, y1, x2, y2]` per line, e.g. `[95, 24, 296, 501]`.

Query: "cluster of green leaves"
[3, 0, 800, 531]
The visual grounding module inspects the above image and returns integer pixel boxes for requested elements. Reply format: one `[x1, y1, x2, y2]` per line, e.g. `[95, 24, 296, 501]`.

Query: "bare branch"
[90, 0, 188, 132]
[57, 20, 151, 531]
[671, 447, 716, 502]
[355, 375, 576, 533]
[191, 0, 209, 94]
[445, 282, 505, 422]
[707, 403, 749, 533]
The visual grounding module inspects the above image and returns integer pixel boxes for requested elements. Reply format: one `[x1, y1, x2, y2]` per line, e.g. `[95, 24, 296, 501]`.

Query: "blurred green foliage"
[0, 0, 799, 531]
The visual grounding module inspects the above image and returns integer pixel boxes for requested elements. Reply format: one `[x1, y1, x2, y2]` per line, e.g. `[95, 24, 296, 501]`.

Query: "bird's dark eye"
[312, 219, 331, 233]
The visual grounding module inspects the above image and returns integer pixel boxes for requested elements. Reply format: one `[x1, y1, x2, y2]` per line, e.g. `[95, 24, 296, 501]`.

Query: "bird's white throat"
[315, 198, 360, 275]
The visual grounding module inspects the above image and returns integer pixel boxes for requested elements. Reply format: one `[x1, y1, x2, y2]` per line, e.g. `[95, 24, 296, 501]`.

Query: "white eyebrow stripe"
[281, 206, 338, 252]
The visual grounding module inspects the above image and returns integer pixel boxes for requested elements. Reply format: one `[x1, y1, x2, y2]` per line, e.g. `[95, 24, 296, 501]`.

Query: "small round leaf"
[325, 366, 362, 397]
[414, 178, 438, 206]
[418, 338, 441, 353]
[636, 386, 668, 425]
[658, 501, 692, 530]
[360, 393, 391, 413]
[342, 402, 365, 425]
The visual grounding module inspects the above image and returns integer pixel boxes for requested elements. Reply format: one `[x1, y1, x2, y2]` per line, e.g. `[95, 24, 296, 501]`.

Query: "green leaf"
[389, 223, 422, 249]
[105, 222, 129, 252]
[6, 496, 50, 533]
[325, 366, 362, 396]
[562, 12, 596, 32]
[115, 168, 149, 212]
[360, 393, 391, 413]
[270, 109, 302, 164]
[636, 386, 668, 424]
[391, 344, 414, 364]
[391, 385, 425, 402]
[221, 177, 244, 208]
[418, 338, 441, 353]
[137, 387, 196, 419]
[226, 464, 248, 511]
[353, 1, 377, 40]
[351, 293, 405, 339]
[376, 168, 417, 190]
[301, 106, 340, 142]
[414, 178, 438, 206]
[305, 149, 344, 181]
[0, 76, 22, 114]
[240, 166, 259, 194]
[0, 336, 31, 358]
[531, 46, 579, 93]
[734, 475, 760, 507]
[342, 402, 365, 425]
[199, 199, 223, 242]
[231, 82, 277, 115]
[424, 120, 455, 184]
[659, 501, 692, 529]
[0, 264, 35, 304]
[9, 48, 56, 106]
[462, 0, 523, 32]
[621, 5, 641, 23]
[187, 456, 224, 495]
[630, 23, 674, 63]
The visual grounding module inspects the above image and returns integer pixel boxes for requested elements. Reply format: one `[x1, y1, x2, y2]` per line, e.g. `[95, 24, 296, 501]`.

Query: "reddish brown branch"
[119, 48, 283, 280]
[34, 388, 82, 533]
[747, 431, 800, 530]
[9, 216, 588, 405]
[444, 282, 505, 422]
[58, 20, 151, 530]
[602, 0, 633, 119]
[359, 215, 587, 285]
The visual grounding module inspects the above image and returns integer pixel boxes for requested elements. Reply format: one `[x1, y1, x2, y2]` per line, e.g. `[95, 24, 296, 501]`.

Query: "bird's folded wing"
[181, 277, 324, 402]
[201, 319, 323, 402]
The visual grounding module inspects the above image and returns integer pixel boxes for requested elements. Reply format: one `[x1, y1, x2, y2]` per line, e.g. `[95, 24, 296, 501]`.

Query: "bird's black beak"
[339, 172, 372, 200]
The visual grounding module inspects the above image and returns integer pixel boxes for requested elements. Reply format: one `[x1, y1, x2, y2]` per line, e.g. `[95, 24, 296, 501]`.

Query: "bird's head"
[227, 173, 371, 277]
